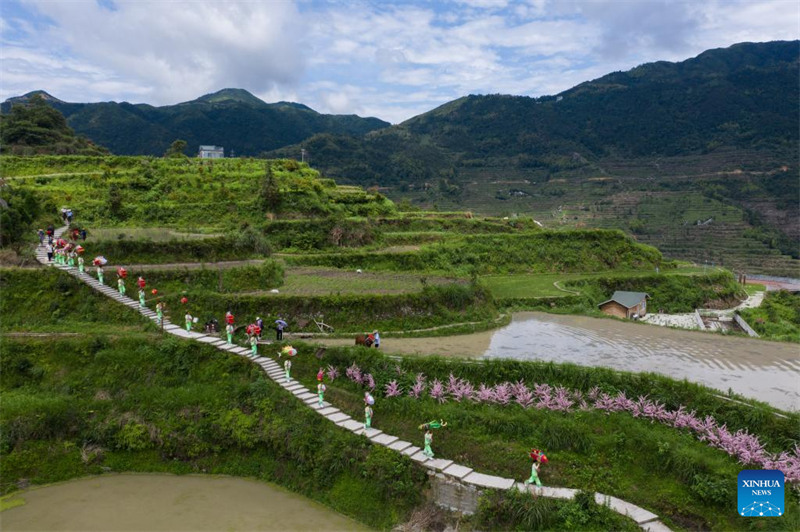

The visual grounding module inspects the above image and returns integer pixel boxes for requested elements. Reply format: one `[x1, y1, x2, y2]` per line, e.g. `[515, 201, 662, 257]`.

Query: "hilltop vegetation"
[1, 88, 389, 157]
[0, 156, 396, 229]
[0, 94, 108, 156]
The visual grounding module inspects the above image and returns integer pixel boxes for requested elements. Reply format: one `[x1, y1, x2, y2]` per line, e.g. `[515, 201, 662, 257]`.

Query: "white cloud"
[20, 0, 305, 104]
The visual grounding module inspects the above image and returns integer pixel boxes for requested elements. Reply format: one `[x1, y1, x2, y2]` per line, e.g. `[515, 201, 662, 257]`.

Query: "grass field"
[482, 266, 718, 299]
[87, 228, 222, 241]
[280, 267, 461, 295]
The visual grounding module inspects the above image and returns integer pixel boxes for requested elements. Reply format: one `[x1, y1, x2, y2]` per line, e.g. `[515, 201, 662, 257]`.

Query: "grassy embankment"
[289, 347, 800, 531]
[0, 268, 425, 529]
[1, 268, 645, 530]
[739, 290, 800, 343]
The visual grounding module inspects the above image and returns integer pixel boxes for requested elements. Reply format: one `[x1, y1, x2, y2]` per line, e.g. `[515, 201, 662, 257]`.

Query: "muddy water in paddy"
[316, 312, 800, 411]
[1, 474, 368, 531]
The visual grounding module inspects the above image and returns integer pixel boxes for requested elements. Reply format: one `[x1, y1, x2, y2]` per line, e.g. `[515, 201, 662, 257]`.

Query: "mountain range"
[1, 88, 389, 156]
[268, 40, 799, 186]
[3, 40, 798, 275]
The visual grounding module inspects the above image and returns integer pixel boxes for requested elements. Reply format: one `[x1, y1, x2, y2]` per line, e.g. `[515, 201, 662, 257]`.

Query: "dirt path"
[2, 172, 103, 179]
[2, 332, 81, 337]
[115, 259, 266, 271]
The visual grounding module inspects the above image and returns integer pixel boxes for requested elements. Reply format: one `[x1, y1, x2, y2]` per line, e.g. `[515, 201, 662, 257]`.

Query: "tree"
[258, 163, 282, 214]
[0, 94, 108, 155]
[0, 184, 44, 248]
[107, 183, 125, 220]
[164, 139, 187, 158]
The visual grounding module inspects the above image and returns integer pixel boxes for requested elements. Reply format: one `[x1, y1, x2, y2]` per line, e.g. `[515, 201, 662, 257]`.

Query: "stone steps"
[33, 223, 671, 530]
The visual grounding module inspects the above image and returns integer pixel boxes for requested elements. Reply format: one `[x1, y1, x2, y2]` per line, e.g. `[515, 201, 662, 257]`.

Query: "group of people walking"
[42, 213, 549, 487]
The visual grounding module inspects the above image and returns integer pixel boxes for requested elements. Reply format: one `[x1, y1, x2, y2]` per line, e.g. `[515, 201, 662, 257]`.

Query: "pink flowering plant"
[329, 361, 800, 483]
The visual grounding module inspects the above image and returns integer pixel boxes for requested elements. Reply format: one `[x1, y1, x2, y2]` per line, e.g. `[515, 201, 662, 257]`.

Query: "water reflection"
[1, 474, 368, 531]
[483, 313, 800, 411]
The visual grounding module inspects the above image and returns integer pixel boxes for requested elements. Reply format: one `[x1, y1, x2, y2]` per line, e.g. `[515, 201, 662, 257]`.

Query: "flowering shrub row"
[334, 363, 800, 483]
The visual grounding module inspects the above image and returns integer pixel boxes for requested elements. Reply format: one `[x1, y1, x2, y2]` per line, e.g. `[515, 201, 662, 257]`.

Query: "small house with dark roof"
[598, 291, 650, 319]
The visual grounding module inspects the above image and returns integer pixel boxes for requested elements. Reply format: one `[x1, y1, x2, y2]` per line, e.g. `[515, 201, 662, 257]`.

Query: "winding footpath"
[37, 225, 671, 531]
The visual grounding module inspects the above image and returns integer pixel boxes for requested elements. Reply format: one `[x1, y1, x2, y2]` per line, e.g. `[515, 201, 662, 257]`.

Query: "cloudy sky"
[1, 0, 797, 123]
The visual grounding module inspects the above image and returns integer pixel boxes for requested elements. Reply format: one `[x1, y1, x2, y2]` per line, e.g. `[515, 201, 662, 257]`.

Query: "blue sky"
[1, 0, 797, 123]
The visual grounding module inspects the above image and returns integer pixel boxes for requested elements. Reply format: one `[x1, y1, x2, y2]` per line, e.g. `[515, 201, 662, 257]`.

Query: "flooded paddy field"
[1, 474, 367, 531]
[317, 312, 799, 411]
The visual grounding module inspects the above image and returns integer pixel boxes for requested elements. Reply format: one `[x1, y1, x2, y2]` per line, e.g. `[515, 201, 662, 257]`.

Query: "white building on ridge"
[198, 145, 224, 158]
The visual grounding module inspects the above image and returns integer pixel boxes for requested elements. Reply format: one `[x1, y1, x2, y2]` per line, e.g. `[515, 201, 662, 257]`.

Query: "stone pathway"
[36, 225, 671, 531]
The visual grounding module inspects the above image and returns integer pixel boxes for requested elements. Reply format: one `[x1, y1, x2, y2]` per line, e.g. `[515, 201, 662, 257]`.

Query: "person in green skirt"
[364, 404, 373, 430]
[317, 382, 326, 407]
[185, 313, 192, 332]
[118, 276, 126, 295]
[97, 265, 104, 284]
[250, 334, 258, 357]
[156, 301, 164, 326]
[77, 255, 84, 273]
[226, 323, 234, 344]
[67, 252, 75, 267]
[138, 288, 146, 307]
[524, 449, 548, 487]
[284, 359, 292, 382]
[423, 430, 434, 458]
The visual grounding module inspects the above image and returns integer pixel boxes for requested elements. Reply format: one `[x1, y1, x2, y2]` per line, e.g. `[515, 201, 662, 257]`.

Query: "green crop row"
[137, 282, 498, 334]
[287, 229, 663, 275]
[122, 261, 284, 294]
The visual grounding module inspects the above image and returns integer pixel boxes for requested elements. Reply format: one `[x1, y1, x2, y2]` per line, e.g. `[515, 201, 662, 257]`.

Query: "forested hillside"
[274, 41, 798, 185]
[0, 94, 108, 156]
[269, 41, 798, 276]
[1, 88, 389, 157]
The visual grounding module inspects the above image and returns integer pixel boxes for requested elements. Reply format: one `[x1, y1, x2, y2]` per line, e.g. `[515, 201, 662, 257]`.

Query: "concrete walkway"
[36, 226, 671, 531]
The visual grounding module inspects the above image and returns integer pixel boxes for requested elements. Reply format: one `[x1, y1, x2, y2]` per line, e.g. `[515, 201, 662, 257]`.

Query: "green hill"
[0, 94, 108, 156]
[1, 88, 389, 157]
[269, 41, 799, 276]
[273, 41, 798, 184]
